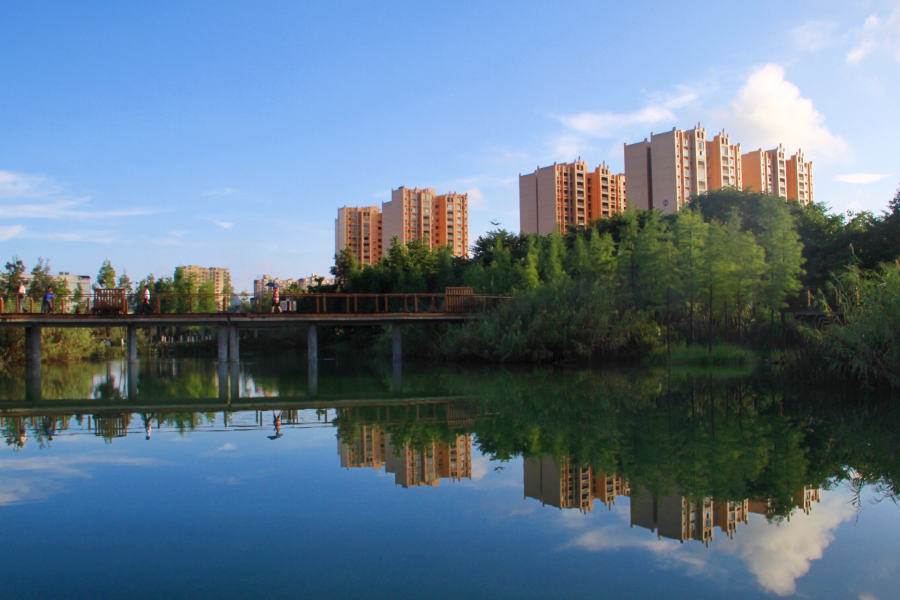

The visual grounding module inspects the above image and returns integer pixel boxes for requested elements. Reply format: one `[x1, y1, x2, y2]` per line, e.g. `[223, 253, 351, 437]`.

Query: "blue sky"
[1, 0, 898, 291]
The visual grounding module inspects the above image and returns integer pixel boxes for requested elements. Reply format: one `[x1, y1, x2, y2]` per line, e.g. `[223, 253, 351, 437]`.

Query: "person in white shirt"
[141, 286, 153, 314]
[16, 281, 26, 313]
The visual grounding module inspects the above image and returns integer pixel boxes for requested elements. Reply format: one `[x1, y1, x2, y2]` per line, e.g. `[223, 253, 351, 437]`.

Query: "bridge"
[0, 291, 507, 387]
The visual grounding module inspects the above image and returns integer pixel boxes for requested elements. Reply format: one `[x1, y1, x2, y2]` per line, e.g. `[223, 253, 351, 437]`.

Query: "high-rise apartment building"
[786, 149, 814, 205]
[431, 193, 469, 257]
[181, 265, 231, 296]
[519, 160, 589, 234]
[741, 145, 814, 204]
[587, 162, 627, 219]
[376, 187, 469, 257]
[742, 148, 777, 195]
[706, 130, 742, 191]
[624, 124, 708, 215]
[335, 206, 383, 266]
[436, 433, 472, 481]
[383, 187, 435, 248]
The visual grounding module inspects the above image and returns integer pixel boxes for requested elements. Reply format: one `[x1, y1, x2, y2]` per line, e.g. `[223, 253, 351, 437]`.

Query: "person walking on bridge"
[271, 286, 282, 313]
[141, 286, 153, 314]
[41, 286, 54, 314]
[15, 281, 26, 312]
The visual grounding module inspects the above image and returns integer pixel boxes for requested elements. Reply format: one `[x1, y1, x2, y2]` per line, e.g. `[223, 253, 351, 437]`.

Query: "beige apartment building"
[520, 159, 628, 235]
[338, 425, 387, 470]
[181, 265, 231, 296]
[335, 206, 383, 266]
[431, 193, 469, 257]
[741, 145, 814, 204]
[588, 162, 627, 219]
[706, 130, 742, 191]
[630, 489, 715, 545]
[741, 148, 777, 195]
[381, 187, 469, 257]
[624, 124, 709, 215]
[787, 149, 814, 204]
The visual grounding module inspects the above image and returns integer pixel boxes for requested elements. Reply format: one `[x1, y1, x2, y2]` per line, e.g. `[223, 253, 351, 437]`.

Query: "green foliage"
[98, 259, 116, 288]
[815, 262, 900, 388]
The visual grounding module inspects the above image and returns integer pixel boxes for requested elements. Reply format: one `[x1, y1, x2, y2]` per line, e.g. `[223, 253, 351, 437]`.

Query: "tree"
[98, 260, 116, 289]
[540, 233, 567, 283]
[518, 238, 541, 290]
[673, 209, 708, 343]
[117, 271, 133, 293]
[28, 258, 56, 298]
[725, 213, 766, 342]
[3, 256, 26, 294]
[759, 195, 806, 330]
[588, 231, 617, 285]
[331, 248, 360, 290]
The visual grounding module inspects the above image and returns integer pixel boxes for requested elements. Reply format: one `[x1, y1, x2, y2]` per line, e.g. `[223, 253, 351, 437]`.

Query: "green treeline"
[333, 187, 900, 383]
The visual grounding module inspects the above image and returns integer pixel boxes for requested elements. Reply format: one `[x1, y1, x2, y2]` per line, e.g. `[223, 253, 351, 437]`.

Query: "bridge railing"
[0, 292, 510, 316]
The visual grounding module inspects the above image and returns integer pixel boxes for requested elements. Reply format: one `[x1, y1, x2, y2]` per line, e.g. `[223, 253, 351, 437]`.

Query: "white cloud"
[723, 64, 848, 161]
[835, 173, 892, 184]
[217, 443, 236, 451]
[213, 220, 235, 229]
[0, 169, 158, 220]
[0, 225, 25, 241]
[791, 20, 837, 52]
[465, 187, 485, 210]
[846, 5, 900, 64]
[722, 492, 855, 596]
[554, 85, 700, 139]
[203, 187, 238, 196]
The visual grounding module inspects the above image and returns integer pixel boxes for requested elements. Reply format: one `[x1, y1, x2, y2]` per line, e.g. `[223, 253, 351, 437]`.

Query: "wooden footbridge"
[0, 290, 507, 371]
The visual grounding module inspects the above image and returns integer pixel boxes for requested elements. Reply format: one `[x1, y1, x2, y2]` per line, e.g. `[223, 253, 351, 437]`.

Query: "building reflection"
[631, 486, 821, 545]
[523, 455, 630, 513]
[337, 425, 473, 488]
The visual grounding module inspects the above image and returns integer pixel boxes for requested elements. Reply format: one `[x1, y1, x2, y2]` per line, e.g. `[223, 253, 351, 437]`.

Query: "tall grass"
[816, 262, 900, 388]
[645, 343, 756, 367]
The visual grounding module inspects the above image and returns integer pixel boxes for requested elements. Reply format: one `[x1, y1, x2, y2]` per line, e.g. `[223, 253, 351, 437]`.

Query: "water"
[0, 356, 897, 599]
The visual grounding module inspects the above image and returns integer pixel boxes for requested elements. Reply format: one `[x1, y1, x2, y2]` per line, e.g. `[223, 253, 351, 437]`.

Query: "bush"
[429, 279, 661, 363]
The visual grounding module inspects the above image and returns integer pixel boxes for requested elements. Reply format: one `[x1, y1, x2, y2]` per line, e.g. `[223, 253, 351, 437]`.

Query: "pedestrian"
[15, 281, 26, 312]
[41, 286, 54, 314]
[141, 286, 153, 314]
[271, 287, 282, 313]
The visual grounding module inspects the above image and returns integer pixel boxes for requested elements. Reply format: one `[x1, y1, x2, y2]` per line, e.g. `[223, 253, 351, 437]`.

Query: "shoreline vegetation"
[2, 187, 899, 390]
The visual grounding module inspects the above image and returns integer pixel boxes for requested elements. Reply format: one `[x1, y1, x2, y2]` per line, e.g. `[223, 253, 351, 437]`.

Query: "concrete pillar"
[308, 324, 318, 397]
[392, 323, 402, 394]
[229, 363, 240, 400]
[217, 326, 229, 362]
[307, 324, 318, 364]
[127, 324, 138, 364]
[25, 366, 41, 402]
[25, 327, 41, 369]
[127, 363, 139, 400]
[392, 323, 402, 366]
[217, 362, 229, 401]
[228, 325, 239, 362]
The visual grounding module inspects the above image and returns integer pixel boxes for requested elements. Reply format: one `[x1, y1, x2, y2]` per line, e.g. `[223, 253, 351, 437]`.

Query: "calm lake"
[0, 355, 897, 599]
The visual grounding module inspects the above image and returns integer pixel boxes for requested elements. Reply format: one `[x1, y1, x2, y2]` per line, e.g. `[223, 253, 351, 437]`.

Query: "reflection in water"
[0, 357, 897, 598]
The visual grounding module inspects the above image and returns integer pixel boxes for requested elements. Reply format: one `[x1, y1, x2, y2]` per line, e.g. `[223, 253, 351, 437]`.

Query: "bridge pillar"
[127, 324, 138, 364]
[228, 325, 240, 362]
[217, 326, 229, 362]
[25, 326, 41, 368]
[127, 362, 139, 399]
[229, 363, 240, 400]
[392, 323, 402, 393]
[392, 323, 402, 365]
[217, 362, 229, 400]
[308, 324, 318, 397]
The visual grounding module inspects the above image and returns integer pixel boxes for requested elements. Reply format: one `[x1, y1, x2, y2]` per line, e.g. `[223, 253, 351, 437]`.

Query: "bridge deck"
[0, 312, 473, 328]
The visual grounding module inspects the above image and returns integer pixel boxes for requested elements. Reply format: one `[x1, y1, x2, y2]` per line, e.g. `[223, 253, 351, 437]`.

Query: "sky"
[0, 0, 898, 291]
